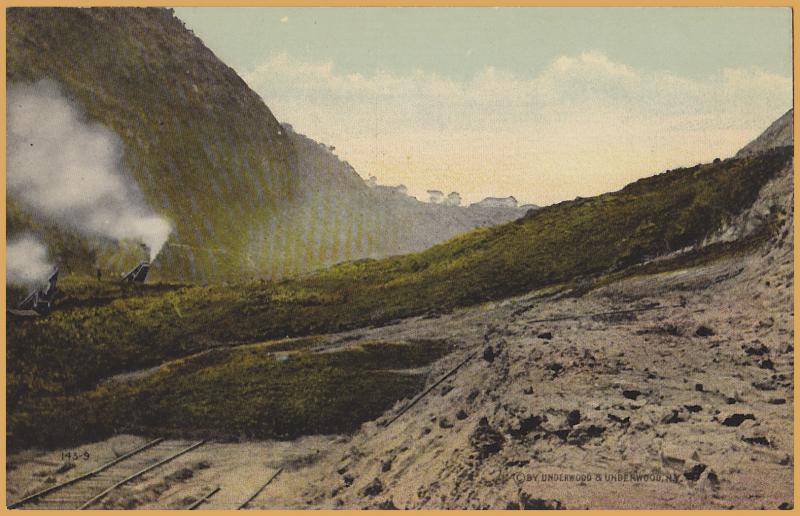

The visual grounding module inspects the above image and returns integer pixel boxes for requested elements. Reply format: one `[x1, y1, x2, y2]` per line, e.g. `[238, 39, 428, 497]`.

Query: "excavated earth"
[7, 167, 794, 510]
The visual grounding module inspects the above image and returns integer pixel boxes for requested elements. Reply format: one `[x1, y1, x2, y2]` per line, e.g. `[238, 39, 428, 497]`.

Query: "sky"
[175, 7, 793, 206]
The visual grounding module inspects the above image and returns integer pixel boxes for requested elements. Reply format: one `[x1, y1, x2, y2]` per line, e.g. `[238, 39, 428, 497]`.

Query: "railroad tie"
[237, 468, 283, 510]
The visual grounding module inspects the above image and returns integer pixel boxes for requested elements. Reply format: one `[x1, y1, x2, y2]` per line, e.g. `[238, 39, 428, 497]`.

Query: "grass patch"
[9, 340, 451, 448]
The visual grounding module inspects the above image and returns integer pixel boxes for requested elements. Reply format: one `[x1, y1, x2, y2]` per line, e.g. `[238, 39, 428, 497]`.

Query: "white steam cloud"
[7, 234, 54, 287]
[7, 80, 172, 261]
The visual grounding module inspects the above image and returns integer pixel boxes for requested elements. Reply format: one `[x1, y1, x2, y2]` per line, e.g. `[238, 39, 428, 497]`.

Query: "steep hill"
[7, 7, 293, 282]
[6, 7, 525, 283]
[736, 109, 793, 157]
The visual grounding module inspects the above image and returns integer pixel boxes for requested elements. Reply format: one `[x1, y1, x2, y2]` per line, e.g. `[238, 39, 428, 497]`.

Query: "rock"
[482, 346, 496, 363]
[759, 359, 775, 370]
[567, 424, 605, 445]
[519, 492, 564, 510]
[566, 409, 581, 427]
[509, 414, 544, 437]
[742, 435, 771, 446]
[343, 474, 355, 487]
[375, 499, 397, 510]
[722, 413, 756, 427]
[439, 417, 454, 429]
[684, 405, 702, 413]
[705, 469, 720, 488]
[661, 410, 686, 424]
[744, 342, 770, 356]
[538, 331, 553, 340]
[695, 383, 704, 392]
[546, 362, 563, 375]
[456, 409, 469, 420]
[695, 326, 715, 337]
[622, 389, 642, 400]
[607, 413, 630, 426]
[660, 445, 690, 468]
[505, 459, 530, 467]
[553, 429, 571, 441]
[362, 478, 384, 497]
[684, 463, 707, 481]
[753, 380, 777, 391]
[470, 417, 505, 458]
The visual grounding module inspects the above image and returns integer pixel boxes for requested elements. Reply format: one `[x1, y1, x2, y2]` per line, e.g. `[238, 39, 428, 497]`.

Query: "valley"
[4, 6, 794, 510]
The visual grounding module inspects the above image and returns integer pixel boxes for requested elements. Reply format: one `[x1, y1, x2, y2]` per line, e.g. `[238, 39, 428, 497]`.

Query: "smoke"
[7, 234, 54, 287]
[7, 80, 172, 261]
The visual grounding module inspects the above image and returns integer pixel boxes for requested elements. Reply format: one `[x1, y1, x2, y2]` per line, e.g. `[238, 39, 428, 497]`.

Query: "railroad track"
[9, 439, 205, 510]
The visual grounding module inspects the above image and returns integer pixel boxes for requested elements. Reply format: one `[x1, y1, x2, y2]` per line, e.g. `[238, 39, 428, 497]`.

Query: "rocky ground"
[7, 166, 794, 510]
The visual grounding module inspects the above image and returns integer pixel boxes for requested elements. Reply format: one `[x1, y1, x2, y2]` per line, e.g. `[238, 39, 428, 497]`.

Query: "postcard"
[5, 6, 794, 510]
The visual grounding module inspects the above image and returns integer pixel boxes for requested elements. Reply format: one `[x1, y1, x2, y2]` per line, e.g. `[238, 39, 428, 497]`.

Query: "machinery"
[122, 261, 150, 283]
[8, 268, 59, 318]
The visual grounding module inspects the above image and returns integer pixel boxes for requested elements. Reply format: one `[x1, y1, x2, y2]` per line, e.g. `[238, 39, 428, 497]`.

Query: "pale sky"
[175, 7, 792, 205]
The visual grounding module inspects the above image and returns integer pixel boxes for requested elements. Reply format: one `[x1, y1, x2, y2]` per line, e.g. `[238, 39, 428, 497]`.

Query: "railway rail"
[9, 439, 205, 510]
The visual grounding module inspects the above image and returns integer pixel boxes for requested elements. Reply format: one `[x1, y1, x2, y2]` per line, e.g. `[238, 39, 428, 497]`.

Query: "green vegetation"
[7, 8, 520, 283]
[7, 147, 791, 450]
[11, 340, 451, 448]
[7, 8, 295, 281]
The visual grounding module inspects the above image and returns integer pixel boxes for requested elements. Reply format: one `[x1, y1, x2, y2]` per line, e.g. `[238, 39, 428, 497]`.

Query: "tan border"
[0, 2, 797, 515]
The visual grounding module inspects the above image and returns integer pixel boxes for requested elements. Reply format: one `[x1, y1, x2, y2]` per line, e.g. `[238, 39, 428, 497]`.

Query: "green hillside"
[8, 145, 792, 449]
[7, 8, 526, 284]
[7, 7, 295, 281]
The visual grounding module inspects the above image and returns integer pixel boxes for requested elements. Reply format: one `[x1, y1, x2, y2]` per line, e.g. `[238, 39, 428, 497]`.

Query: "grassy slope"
[7, 8, 295, 281]
[7, 146, 792, 448]
[13, 340, 450, 446]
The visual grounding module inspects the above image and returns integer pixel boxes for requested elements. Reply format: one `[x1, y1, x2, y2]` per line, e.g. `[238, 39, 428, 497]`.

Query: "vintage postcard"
[4, 5, 795, 510]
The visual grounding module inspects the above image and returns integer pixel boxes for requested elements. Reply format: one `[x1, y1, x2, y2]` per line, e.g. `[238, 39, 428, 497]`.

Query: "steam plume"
[7, 234, 54, 287]
[7, 80, 171, 261]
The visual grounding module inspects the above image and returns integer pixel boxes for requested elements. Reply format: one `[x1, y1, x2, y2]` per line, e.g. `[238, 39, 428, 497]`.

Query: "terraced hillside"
[7, 7, 525, 283]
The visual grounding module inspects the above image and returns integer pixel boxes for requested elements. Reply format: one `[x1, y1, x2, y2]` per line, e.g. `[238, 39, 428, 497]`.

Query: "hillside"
[6, 109, 794, 508]
[736, 108, 793, 157]
[247, 126, 527, 276]
[6, 7, 525, 284]
[8, 134, 792, 450]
